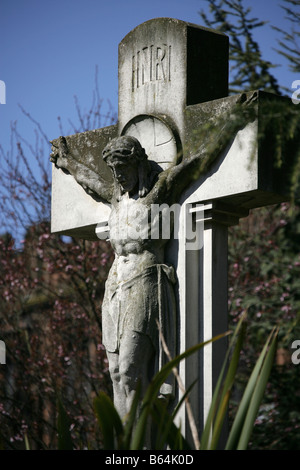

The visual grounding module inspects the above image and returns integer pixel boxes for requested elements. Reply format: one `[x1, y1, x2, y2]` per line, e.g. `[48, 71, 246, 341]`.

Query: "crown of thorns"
[102, 136, 146, 162]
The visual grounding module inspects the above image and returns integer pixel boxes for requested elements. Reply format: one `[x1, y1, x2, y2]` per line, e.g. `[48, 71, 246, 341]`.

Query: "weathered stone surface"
[182, 91, 293, 210]
[51, 124, 116, 239]
[118, 18, 228, 139]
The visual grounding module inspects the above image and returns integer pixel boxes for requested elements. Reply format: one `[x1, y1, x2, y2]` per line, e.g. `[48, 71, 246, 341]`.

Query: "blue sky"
[0, 0, 297, 156]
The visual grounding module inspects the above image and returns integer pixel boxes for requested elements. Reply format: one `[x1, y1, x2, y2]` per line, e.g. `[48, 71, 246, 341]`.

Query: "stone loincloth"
[101, 263, 177, 396]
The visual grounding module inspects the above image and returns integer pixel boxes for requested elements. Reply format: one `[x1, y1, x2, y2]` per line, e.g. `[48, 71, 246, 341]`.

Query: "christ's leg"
[106, 350, 127, 418]
[118, 332, 155, 415]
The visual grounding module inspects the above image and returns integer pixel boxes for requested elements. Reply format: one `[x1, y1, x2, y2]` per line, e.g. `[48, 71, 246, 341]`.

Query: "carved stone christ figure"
[50, 105, 249, 418]
[51, 133, 201, 417]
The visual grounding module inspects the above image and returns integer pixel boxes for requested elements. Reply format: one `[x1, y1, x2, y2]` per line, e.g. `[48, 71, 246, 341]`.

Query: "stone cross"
[50, 18, 291, 444]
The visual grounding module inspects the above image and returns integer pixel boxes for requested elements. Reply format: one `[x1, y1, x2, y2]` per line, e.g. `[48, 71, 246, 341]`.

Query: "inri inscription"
[132, 44, 171, 90]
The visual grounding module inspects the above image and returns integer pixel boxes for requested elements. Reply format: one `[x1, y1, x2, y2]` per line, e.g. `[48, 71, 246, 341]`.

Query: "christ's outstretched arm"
[50, 136, 113, 203]
[158, 92, 258, 204]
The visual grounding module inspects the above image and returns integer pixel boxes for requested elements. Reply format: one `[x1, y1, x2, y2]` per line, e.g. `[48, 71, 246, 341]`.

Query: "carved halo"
[121, 114, 181, 170]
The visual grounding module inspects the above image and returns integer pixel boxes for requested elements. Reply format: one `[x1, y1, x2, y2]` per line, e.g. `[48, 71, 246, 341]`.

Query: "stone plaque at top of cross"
[51, 17, 291, 241]
[51, 19, 229, 238]
[119, 18, 228, 160]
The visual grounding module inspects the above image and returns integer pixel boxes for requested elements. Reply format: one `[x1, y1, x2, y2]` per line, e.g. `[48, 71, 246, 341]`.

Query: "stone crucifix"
[50, 18, 291, 441]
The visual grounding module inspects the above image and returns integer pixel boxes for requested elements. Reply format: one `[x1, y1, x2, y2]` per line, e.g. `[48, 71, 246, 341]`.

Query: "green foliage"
[226, 327, 278, 449]
[229, 204, 300, 348]
[57, 317, 278, 450]
[191, 3, 300, 447]
[258, 99, 300, 201]
[228, 203, 300, 449]
[273, 0, 300, 76]
[249, 365, 300, 450]
[199, 0, 281, 94]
